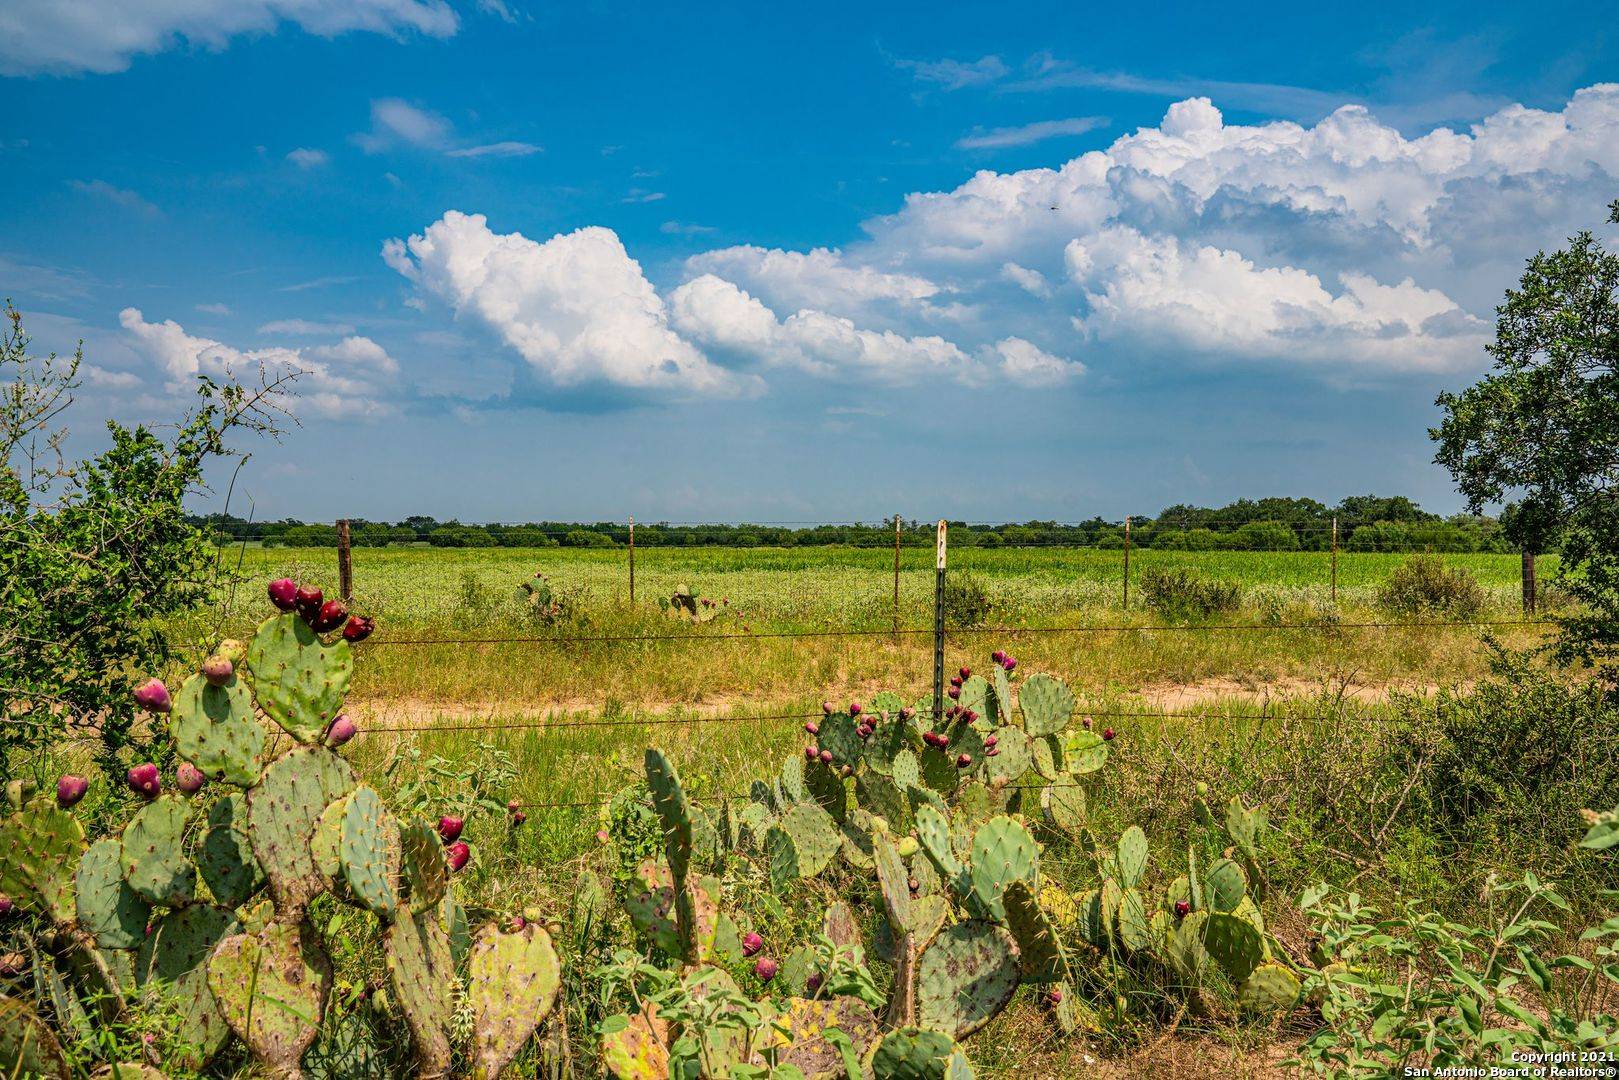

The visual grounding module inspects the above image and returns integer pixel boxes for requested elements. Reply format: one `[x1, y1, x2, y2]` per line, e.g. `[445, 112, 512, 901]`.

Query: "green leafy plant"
[1139, 566, 1242, 621]
[1375, 554, 1485, 619]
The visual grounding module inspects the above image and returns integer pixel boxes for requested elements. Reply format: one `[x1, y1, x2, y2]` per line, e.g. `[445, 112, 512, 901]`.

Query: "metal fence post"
[628, 515, 636, 604]
[1122, 515, 1131, 611]
[932, 520, 947, 724]
[1522, 549, 1536, 614]
[892, 513, 902, 644]
[1331, 515, 1338, 604]
[336, 519, 353, 601]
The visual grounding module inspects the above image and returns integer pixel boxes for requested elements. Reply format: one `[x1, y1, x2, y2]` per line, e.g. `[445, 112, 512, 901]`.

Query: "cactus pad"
[467, 922, 562, 1079]
[0, 996, 70, 1080]
[1239, 963, 1301, 1012]
[384, 909, 454, 1076]
[309, 794, 350, 885]
[914, 803, 961, 882]
[121, 795, 195, 907]
[1205, 858, 1247, 913]
[644, 749, 692, 886]
[980, 726, 1030, 785]
[1018, 674, 1074, 737]
[768, 996, 879, 1078]
[1118, 887, 1152, 954]
[766, 802, 840, 889]
[199, 792, 266, 908]
[170, 672, 266, 785]
[1063, 730, 1109, 775]
[856, 770, 912, 835]
[208, 917, 330, 1075]
[1203, 910, 1265, 985]
[816, 710, 864, 766]
[870, 1028, 958, 1080]
[137, 903, 237, 1066]
[400, 819, 447, 913]
[804, 759, 848, 823]
[965, 815, 1037, 921]
[0, 803, 86, 921]
[1041, 782, 1087, 834]
[874, 833, 912, 931]
[247, 746, 356, 911]
[599, 1002, 669, 1080]
[1115, 826, 1148, 887]
[76, 838, 150, 950]
[623, 858, 681, 954]
[339, 785, 401, 920]
[245, 612, 353, 743]
[1002, 880, 1070, 984]
[917, 920, 1020, 1038]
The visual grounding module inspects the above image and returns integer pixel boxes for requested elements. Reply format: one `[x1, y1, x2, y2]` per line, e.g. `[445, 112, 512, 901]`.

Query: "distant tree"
[562, 528, 614, 548]
[1433, 199, 1619, 675]
[1335, 494, 1437, 524]
[1230, 520, 1300, 551]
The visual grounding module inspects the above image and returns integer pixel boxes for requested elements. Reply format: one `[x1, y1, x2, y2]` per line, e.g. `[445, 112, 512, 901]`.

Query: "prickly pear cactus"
[208, 918, 330, 1076]
[1202, 911, 1265, 985]
[622, 857, 681, 955]
[1116, 826, 1148, 888]
[138, 904, 237, 1067]
[869, 1027, 961, 1080]
[0, 802, 86, 921]
[77, 838, 150, 950]
[767, 996, 880, 1078]
[599, 1001, 669, 1080]
[964, 816, 1038, 921]
[1001, 880, 1070, 984]
[400, 819, 447, 913]
[199, 792, 265, 908]
[170, 671, 267, 785]
[766, 802, 840, 890]
[916, 920, 1021, 1038]
[247, 746, 356, 911]
[1063, 729, 1109, 775]
[1041, 782, 1086, 834]
[338, 785, 401, 921]
[0, 996, 70, 1080]
[914, 803, 961, 882]
[467, 922, 562, 1079]
[644, 748, 692, 886]
[384, 909, 455, 1077]
[1205, 858, 1247, 913]
[246, 612, 354, 743]
[1238, 962, 1301, 1012]
[121, 795, 196, 907]
[1018, 673, 1074, 737]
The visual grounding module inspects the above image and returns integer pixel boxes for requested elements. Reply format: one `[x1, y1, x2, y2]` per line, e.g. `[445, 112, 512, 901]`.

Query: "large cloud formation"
[388, 85, 1619, 398]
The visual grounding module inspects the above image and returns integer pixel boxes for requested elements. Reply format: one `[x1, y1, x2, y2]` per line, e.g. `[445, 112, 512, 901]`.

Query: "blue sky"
[3, 1, 1617, 523]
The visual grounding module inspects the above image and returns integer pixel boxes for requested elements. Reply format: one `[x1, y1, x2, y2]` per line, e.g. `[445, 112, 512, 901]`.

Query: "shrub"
[1376, 554, 1485, 618]
[1138, 566, 1242, 620]
[563, 528, 615, 548]
[942, 572, 993, 627]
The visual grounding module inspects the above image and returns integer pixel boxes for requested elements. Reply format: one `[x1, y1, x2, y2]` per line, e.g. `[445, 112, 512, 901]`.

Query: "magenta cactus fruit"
[956, 753, 972, 769]
[741, 931, 764, 957]
[55, 774, 88, 809]
[1046, 989, 1064, 1006]
[0, 895, 12, 917]
[1174, 899, 1191, 918]
[510, 915, 527, 932]
[1003, 657, 1017, 672]
[848, 702, 862, 717]
[512, 810, 527, 826]
[267, 578, 298, 611]
[176, 762, 206, 795]
[445, 841, 470, 872]
[133, 678, 171, 714]
[803, 721, 820, 736]
[991, 649, 1006, 664]
[959, 666, 971, 679]
[596, 829, 610, 843]
[964, 709, 977, 723]
[1102, 728, 1116, 741]
[201, 654, 234, 686]
[342, 615, 376, 642]
[806, 973, 823, 994]
[822, 701, 835, 715]
[899, 706, 915, 721]
[819, 749, 833, 764]
[805, 745, 819, 760]
[313, 599, 348, 633]
[437, 816, 464, 843]
[1081, 717, 1092, 730]
[126, 762, 161, 799]
[507, 798, 521, 813]
[984, 734, 998, 749]
[947, 686, 961, 700]
[326, 714, 357, 746]
[753, 957, 778, 981]
[295, 584, 323, 618]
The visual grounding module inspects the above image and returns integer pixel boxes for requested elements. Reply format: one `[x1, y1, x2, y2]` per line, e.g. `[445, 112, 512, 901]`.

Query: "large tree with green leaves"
[1432, 200, 1619, 675]
[1, 304, 290, 783]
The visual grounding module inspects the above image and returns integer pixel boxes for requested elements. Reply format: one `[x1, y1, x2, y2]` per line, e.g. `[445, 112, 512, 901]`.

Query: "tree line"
[189, 494, 1526, 553]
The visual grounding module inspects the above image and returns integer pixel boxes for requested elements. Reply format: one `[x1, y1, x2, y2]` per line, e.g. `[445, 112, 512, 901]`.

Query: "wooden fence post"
[336, 519, 353, 601]
[932, 521, 948, 725]
[1522, 549, 1536, 614]
[1122, 516, 1131, 611]
[1330, 516, 1338, 604]
[628, 516, 636, 604]
[892, 513, 902, 644]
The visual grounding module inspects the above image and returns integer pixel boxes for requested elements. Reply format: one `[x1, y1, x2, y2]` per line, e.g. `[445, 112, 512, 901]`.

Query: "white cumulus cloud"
[119, 308, 398, 416]
[383, 211, 756, 397]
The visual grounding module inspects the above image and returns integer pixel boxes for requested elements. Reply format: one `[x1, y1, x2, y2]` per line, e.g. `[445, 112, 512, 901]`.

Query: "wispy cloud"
[195, 302, 232, 315]
[621, 189, 667, 204]
[660, 221, 716, 235]
[68, 179, 160, 217]
[286, 147, 330, 168]
[893, 54, 1008, 90]
[259, 318, 357, 335]
[446, 140, 541, 159]
[278, 275, 358, 293]
[353, 98, 540, 160]
[955, 116, 1109, 150]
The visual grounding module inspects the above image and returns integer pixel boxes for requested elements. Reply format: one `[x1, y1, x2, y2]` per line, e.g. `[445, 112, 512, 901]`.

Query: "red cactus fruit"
[984, 734, 998, 749]
[313, 600, 348, 633]
[899, 706, 915, 721]
[326, 715, 357, 746]
[1003, 657, 1017, 672]
[819, 749, 834, 765]
[267, 578, 298, 611]
[806, 973, 823, 994]
[445, 841, 470, 872]
[991, 649, 1006, 664]
[175, 762, 206, 795]
[295, 584, 323, 618]
[1102, 728, 1116, 741]
[805, 745, 819, 760]
[1174, 899, 1191, 918]
[753, 957, 778, 981]
[126, 763, 161, 799]
[959, 666, 971, 679]
[1046, 989, 1064, 1006]
[741, 931, 764, 957]
[0, 895, 12, 917]
[437, 816, 464, 843]
[201, 654, 234, 687]
[512, 810, 527, 826]
[947, 687, 960, 700]
[956, 753, 972, 769]
[803, 721, 820, 736]
[342, 615, 376, 642]
[56, 775, 88, 809]
[848, 702, 862, 717]
[133, 678, 171, 714]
